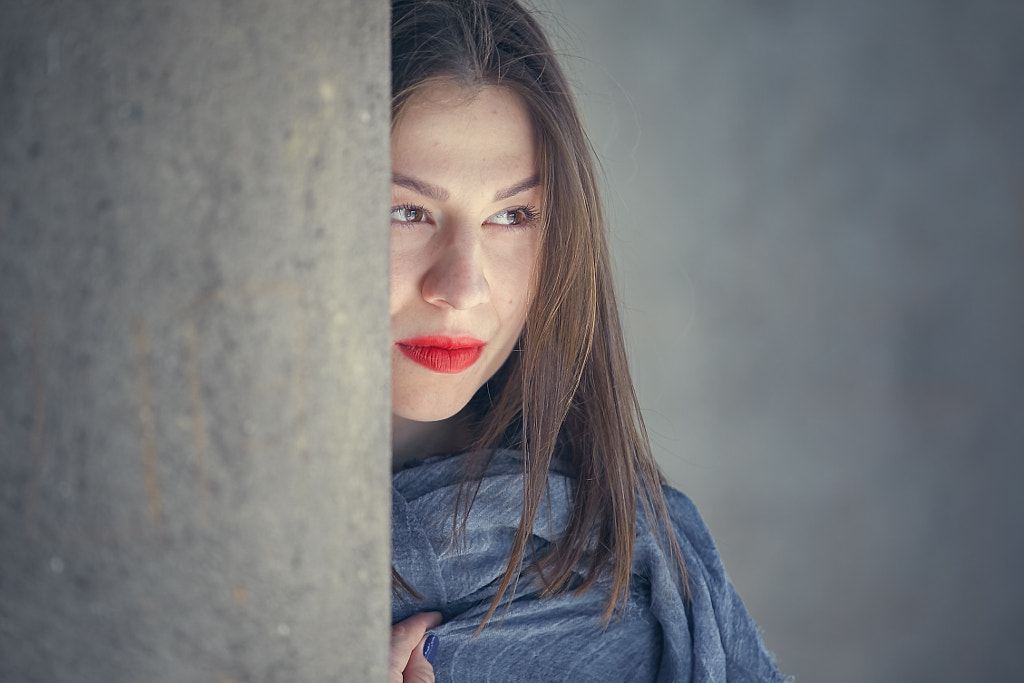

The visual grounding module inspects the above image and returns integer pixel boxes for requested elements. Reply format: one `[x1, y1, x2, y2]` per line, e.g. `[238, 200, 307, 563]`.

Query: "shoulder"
[633, 483, 727, 589]
[640, 483, 791, 682]
[658, 484, 752, 611]
[660, 484, 721, 563]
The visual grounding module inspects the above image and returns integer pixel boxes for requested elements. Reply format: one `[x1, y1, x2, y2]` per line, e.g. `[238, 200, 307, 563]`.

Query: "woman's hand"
[390, 611, 442, 683]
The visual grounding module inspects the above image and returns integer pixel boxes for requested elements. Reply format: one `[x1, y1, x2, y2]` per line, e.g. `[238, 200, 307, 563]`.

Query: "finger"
[390, 612, 442, 681]
[402, 632, 439, 683]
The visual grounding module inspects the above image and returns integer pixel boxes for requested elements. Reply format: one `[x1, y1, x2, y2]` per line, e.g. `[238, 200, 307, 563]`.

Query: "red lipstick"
[396, 336, 485, 374]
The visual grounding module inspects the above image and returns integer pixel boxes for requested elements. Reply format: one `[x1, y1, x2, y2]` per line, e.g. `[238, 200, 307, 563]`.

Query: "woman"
[388, 1, 787, 681]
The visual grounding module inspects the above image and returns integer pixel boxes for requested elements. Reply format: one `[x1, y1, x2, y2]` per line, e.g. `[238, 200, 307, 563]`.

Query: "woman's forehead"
[391, 84, 539, 194]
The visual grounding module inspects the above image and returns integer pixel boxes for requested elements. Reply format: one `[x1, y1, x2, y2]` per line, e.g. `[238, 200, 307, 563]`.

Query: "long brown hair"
[391, 0, 687, 626]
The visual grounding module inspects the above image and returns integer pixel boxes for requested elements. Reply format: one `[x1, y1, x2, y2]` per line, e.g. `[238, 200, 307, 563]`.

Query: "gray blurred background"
[543, 0, 1024, 680]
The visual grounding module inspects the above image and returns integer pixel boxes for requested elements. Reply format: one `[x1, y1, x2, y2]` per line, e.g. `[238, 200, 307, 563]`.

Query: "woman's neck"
[392, 412, 470, 472]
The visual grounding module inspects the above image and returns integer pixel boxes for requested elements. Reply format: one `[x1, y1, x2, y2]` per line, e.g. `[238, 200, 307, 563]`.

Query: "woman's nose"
[420, 232, 490, 310]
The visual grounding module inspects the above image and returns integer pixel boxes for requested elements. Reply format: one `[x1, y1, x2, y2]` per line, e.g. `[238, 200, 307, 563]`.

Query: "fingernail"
[423, 633, 439, 664]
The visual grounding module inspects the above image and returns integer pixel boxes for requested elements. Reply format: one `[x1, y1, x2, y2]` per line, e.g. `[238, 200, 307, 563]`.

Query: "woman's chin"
[391, 399, 466, 424]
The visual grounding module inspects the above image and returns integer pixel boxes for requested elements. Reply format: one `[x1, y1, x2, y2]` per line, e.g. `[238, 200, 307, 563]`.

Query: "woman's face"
[390, 84, 542, 422]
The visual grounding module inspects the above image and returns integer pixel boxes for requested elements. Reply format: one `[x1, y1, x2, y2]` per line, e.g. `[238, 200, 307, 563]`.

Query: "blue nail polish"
[423, 633, 439, 664]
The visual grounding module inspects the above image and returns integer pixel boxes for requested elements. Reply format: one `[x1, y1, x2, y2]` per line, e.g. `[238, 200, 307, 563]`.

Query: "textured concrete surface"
[0, 1, 390, 680]
[547, 0, 1024, 680]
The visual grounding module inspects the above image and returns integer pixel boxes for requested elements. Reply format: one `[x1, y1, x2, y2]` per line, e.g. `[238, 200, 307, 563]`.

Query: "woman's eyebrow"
[493, 174, 540, 202]
[392, 172, 540, 203]
[392, 173, 449, 201]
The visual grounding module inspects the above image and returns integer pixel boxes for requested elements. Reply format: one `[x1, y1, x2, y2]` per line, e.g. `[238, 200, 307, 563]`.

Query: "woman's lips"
[396, 336, 485, 374]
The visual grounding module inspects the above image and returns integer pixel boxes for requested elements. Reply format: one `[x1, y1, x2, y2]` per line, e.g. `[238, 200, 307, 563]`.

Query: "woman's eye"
[488, 207, 538, 227]
[391, 206, 427, 223]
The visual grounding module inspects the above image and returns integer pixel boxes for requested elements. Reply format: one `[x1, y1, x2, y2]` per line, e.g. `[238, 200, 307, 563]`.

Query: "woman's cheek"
[389, 250, 418, 314]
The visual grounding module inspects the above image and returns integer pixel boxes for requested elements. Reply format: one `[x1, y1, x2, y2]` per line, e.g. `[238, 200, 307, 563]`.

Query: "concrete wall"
[0, 1, 391, 680]
[547, 0, 1024, 680]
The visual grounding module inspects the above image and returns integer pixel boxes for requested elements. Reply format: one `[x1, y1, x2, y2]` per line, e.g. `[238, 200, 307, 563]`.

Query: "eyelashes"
[391, 204, 429, 223]
[489, 206, 540, 227]
[390, 203, 541, 230]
